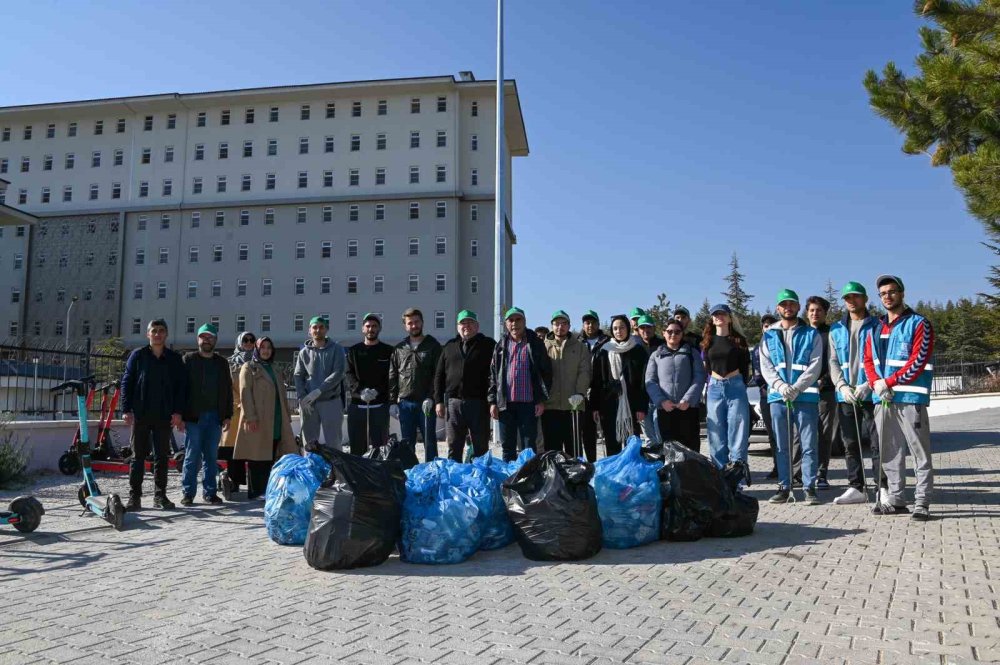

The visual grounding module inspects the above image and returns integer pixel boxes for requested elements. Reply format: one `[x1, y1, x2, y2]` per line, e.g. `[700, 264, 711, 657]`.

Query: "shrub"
[0, 416, 29, 489]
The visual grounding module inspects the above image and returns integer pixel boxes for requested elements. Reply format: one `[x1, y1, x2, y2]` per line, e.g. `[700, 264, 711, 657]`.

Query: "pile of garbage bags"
[399, 459, 482, 564]
[593, 437, 661, 549]
[304, 449, 406, 570]
[264, 452, 331, 545]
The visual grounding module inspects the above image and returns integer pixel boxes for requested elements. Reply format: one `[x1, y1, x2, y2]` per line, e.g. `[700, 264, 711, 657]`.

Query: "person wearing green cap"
[759, 289, 824, 505]
[576, 310, 610, 461]
[488, 307, 553, 461]
[542, 310, 591, 456]
[434, 310, 497, 461]
[635, 315, 665, 445]
[294, 315, 346, 452]
[827, 281, 882, 505]
[389, 308, 443, 461]
[179, 323, 234, 506]
[345, 313, 394, 454]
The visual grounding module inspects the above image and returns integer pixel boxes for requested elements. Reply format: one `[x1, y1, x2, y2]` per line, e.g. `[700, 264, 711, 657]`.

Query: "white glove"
[360, 387, 378, 403]
[389, 404, 400, 419]
[838, 385, 856, 404]
[874, 379, 893, 400]
[777, 383, 794, 401]
[300, 388, 322, 407]
[422, 398, 434, 416]
[855, 383, 872, 403]
[568, 394, 585, 411]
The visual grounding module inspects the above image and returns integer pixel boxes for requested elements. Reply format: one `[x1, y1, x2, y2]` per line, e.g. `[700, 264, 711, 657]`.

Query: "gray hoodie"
[293, 337, 346, 402]
[645, 342, 707, 407]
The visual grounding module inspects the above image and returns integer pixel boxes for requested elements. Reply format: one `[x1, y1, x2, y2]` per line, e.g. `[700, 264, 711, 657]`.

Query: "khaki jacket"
[233, 361, 297, 461]
[544, 334, 592, 411]
[221, 363, 242, 447]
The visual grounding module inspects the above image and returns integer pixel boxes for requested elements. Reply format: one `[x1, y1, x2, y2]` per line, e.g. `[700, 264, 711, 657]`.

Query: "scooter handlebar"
[48, 375, 96, 395]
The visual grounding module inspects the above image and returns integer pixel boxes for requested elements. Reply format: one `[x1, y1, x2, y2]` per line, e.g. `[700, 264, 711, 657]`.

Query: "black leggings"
[241, 440, 278, 499]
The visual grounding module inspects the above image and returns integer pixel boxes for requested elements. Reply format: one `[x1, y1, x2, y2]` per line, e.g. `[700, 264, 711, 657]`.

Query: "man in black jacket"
[434, 310, 496, 461]
[389, 308, 442, 461]
[180, 323, 233, 506]
[345, 313, 394, 455]
[577, 310, 610, 461]
[121, 319, 187, 510]
[488, 307, 553, 462]
[806, 295, 841, 490]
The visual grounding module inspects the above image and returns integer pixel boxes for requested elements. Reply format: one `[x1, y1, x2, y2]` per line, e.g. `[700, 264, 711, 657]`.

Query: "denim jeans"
[706, 376, 750, 469]
[498, 402, 538, 462]
[181, 410, 222, 499]
[642, 404, 661, 445]
[399, 399, 438, 461]
[771, 401, 819, 491]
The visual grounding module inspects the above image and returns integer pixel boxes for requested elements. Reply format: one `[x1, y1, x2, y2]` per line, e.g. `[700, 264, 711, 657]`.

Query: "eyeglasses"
[665, 330, 682, 335]
[879, 290, 900, 298]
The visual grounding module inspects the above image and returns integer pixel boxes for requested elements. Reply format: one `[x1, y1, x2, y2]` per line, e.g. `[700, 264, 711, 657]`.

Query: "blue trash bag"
[459, 457, 514, 550]
[593, 436, 662, 549]
[505, 447, 536, 476]
[400, 459, 481, 564]
[264, 452, 328, 545]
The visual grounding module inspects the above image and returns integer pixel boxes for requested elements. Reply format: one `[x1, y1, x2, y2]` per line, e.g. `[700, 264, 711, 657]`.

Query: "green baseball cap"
[636, 314, 655, 328]
[776, 288, 800, 305]
[550, 309, 570, 323]
[456, 309, 478, 323]
[197, 323, 218, 338]
[628, 307, 646, 319]
[581, 309, 599, 322]
[841, 281, 867, 298]
[309, 315, 329, 327]
[504, 306, 525, 320]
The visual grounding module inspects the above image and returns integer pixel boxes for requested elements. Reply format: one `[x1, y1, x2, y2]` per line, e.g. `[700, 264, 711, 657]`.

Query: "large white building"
[0, 73, 527, 350]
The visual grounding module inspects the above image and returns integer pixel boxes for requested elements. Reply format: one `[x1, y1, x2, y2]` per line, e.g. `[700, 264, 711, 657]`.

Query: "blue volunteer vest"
[829, 315, 878, 403]
[764, 325, 821, 404]
[868, 311, 934, 406]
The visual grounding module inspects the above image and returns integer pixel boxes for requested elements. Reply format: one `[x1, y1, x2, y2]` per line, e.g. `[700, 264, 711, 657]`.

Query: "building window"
[436, 237, 447, 255]
[133, 282, 143, 299]
[374, 275, 384, 294]
[343, 312, 355, 331]
[297, 207, 307, 224]
[159, 247, 169, 264]
[141, 148, 151, 164]
[137, 215, 148, 231]
[321, 277, 331, 294]
[236, 314, 246, 331]
[409, 202, 420, 220]
[411, 98, 421, 114]
[187, 281, 198, 298]
[409, 238, 419, 256]
[267, 138, 277, 156]
[293, 314, 304, 332]
[189, 246, 199, 263]
[237, 280, 247, 297]
[375, 204, 385, 221]
[89, 184, 99, 200]
[435, 311, 446, 329]
[323, 206, 332, 223]
[471, 204, 478, 222]
[299, 137, 309, 154]
[191, 212, 201, 228]
[217, 176, 226, 193]
[157, 282, 167, 299]
[135, 249, 146, 265]
[81, 320, 92, 336]
[350, 134, 360, 152]
[436, 274, 446, 292]
[349, 169, 359, 186]
[17, 189, 26, 205]
[164, 146, 174, 162]
[66, 153, 76, 169]
[471, 101, 479, 117]
[261, 279, 272, 296]
[220, 109, 230, 125]
[243, 140, 253, 158]
[54, 321, 63, 337]
[23, 125, 32, 140]
[348, 240, 358, 257]
[192, 177, 203, 194]
[106, 287, 116, 300]
[162, 179, 173, 196]
[294, 277, 305, 295]
[41, 187, 51, 203]
[166, 113, 176, 129]
[373, 239, 384, 257]
[144, 115, 153, 131]
[218, 142, 229, 159]
[325, 102, 335, 118]
[300, 104, 310, 120]
[241, 174, 251, 191]
[321, 136, 335, 154]
[0, 127, 7, 141]
[238, 244, 249, 261]
[269, 106, 279, 122]
[375, 168, 386, 185]
[347, 277, 358, 294]
[436, 165, 447, 183]
[15, 253, 24, 269]
[245, 108, 255, 124]
[260, 315, 271, 332]
[212, 280, 222, 297]
[376, 133, 386, 150]
[215, 211, 225, 227]
[20, 156, 29, 172]
[349, 204, 359, 222]
[437, 130, 447, 148]
[409, 166, 419, 184]
[323, 170, 333, 187]
[115, 118, 127, 133]
[295, 242, 306, 259]
[471, 134, 478, 151]
[131, 318, 141, 334]
[352, 101, 362, 117]
[63, 186, 73, 202]
[298, 171, 308, 188]
[112, 182, 122, 199]
[0, 158, 6, 173]
[408, 275, 419, 293]
[186, 317, 196, 334]
[213, 245, 223, 262]
[321, 241, 332, 258]
[265, 173, 276, 190]
[437, 201, 447, 218]
[91, 151, 101, 168]
[377, 99, 387, 115]
[194, 144, 204, 160]
[239, 210, 250, 226]
[437, 97, 447, 112]
[410, 131, 420, 148]
[471, 276, 479, 294]
[471, 168, 480, 186]
[471, 240, 478, 257]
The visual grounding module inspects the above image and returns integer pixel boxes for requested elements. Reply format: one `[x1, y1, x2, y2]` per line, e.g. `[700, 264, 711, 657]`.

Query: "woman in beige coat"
[219, 331, 255, 498]
[234, 337, 298, 499]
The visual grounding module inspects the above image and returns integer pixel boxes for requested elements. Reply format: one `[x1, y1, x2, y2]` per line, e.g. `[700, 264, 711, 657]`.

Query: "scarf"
[229, 331, 255, 369]
[252, 336, 275, 364]
[602, 337, 638, 445]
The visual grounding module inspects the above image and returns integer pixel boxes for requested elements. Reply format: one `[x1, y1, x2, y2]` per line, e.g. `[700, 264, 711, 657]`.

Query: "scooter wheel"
[9, 496, 43, 533]
[78, 483, 90, 508]
[119, 446, 132, 460]
[58, 453, 80, 476]
[105, 494, 125, 531]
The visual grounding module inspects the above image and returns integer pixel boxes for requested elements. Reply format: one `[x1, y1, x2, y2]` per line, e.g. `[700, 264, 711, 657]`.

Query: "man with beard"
[389, 308, 442, 461]
[345, 313, 394, 454]
[805, 295, 841, 490]
[434, 310, 496, 461]
[542, 310, 591, 455]
[672, 305, 703, 353]
[180, 323, 233, 506]
[294, 315, 346, 452]
[576, 310, 610, 462]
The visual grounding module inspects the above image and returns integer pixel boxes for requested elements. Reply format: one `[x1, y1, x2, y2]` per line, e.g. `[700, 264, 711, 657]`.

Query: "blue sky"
[0, 1, 987, 326]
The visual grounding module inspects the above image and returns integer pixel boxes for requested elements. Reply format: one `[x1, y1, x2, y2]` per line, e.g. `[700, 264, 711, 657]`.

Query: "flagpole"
[492, 0, 506, 453]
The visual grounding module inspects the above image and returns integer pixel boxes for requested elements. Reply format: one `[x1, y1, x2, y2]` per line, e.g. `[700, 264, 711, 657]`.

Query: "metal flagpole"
[492, 0, 506, 455]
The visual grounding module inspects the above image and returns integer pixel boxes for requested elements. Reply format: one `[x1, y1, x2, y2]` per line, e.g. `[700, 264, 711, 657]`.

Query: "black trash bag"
[709, 461, 759, 538]
[363, 434, 419, 471]
[303, 449, 406, 570]
[501, 451, 602, 561]
[658, 441, 734, 542]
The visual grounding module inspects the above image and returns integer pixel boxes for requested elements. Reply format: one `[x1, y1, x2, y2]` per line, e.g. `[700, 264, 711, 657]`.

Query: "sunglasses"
[665, 330, 682, 335]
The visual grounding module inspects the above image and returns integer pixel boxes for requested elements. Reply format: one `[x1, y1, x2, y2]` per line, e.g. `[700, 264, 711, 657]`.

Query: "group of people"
[119, 273, 936, 521]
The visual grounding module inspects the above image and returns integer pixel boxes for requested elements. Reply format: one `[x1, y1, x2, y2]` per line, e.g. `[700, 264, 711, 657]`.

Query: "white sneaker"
[833, 487, 866, 505]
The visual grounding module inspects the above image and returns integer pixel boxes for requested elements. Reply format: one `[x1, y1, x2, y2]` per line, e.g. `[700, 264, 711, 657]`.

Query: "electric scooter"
[50, 377, 126, 530]
[0, 496, 44, 533]
[56, 382, 98, 475]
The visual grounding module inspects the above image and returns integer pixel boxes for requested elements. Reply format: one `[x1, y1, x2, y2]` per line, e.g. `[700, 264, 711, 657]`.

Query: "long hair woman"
[590, 315, 648, 457]
[702, 304, 752, 469]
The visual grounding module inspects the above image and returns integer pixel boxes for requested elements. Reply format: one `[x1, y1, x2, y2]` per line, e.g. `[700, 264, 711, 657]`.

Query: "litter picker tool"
[422, 398, 435, 461]
[360, 388, 378, 452]
[568, 394, 585, 460]
[851, 399, 872, 507]
[785, 400, 797, 504]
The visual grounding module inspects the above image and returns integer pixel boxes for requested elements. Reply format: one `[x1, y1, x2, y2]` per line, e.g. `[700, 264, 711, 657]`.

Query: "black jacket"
[389, 335, 442, 403]
[181, 352, 234, 423]
[345, 341, 394, 406]
[639, 334, 665, 355]
[488, 328, 553, 409]
[433, 333, 496, 403]
[814, 323, 835, 393]
[121, 345, 187, 421]
[590, 343, 649, 415]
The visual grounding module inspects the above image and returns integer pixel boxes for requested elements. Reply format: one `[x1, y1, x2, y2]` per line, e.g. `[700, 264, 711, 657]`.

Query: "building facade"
[0, 73, 527, 349]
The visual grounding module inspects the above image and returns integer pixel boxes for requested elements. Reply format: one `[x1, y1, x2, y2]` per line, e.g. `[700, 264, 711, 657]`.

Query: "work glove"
[873, 379, 893, 401]
[838, 385, 856, 404]
[360, 388, 378, 404]
[300, 388, 322, 407]
[855, 383, 872, 403]
[422, 398, 435, 416]
[777, 383, 795, 401]
[389, 404, 400, 419]
[568, 394, 585, 411]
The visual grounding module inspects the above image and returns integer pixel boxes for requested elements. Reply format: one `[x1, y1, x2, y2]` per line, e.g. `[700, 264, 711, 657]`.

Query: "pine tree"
[823, 279, 844, 323]
[645, 293, 672, 333]
[722, 252, 754, 316]
[692, 299, 712, 335]
[865, 0, 1000, 303]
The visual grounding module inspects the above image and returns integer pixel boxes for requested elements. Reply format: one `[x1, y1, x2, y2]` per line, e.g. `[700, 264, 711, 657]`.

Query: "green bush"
[0, 417, 29, 488]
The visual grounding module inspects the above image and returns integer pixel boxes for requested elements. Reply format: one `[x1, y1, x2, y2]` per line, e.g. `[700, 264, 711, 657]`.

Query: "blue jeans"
[771, 401, 819, 491]
[706, 376, 750, 469]
[642, 404, 661, 445]
[181, 411, 222, 499]
[399, 399, 437, 460]
[498, 402, 537, 462]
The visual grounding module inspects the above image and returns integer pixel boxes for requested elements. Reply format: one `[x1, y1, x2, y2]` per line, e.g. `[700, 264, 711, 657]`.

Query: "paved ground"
[1, 409, 998, 665]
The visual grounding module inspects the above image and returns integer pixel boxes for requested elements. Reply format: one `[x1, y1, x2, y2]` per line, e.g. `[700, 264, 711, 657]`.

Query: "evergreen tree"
[722, 252, 754, 316]
[692, 299, 712, 336]
[823, 279, 844, 323]
[865, 0, 1000, 303]
[645, 293, 672, 333]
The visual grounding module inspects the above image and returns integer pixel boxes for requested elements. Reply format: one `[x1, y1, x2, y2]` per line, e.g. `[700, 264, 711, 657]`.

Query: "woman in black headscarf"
[589, 315, 648, 457]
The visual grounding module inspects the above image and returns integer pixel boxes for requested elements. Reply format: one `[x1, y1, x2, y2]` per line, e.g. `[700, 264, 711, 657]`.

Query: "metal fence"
[932, 360, 1000, 396]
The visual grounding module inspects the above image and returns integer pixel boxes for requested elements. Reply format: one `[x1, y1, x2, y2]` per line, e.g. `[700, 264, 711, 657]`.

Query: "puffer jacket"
[645, 342, 706, 407]
[543, 333, 591, 411]
[389, 335, 442, 403]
